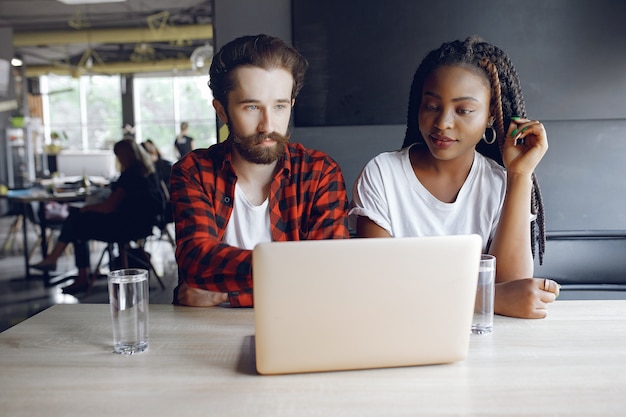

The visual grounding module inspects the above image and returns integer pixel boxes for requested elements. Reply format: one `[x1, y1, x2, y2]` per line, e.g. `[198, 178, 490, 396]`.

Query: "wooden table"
[1, 300, 625, 416]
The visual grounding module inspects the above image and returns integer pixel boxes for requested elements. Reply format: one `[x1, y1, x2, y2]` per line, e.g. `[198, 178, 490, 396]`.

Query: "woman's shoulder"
[364, 147, 407, 170]
[355, 148, 409, 188]
[473, 152, 507, 188]
[475, 152, 506, 174]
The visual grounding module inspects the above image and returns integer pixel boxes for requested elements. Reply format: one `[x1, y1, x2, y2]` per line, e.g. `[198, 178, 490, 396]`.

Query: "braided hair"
[402, 35, 546, 263]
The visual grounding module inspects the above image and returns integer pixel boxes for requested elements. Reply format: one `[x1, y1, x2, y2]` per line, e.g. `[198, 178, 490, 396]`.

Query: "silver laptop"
[253, 234, 482, 375]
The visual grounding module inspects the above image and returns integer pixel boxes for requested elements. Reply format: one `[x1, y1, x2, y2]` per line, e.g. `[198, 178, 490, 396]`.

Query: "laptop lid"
[253, 234, 482, 375]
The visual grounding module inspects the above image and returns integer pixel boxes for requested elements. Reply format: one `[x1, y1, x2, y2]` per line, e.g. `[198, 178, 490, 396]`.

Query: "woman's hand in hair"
[502, 118, 549, 176]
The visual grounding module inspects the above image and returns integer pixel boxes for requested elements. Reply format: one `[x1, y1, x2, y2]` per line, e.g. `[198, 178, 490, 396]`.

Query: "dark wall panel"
[296, 120, 626, 231]
[534, 120, 626, 231]
[293, 0, 626, 126]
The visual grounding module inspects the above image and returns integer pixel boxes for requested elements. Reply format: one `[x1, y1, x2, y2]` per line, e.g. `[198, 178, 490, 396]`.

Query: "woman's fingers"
[503, 117, 548, 173]
[508, 117, 546, 144]
[539, 278, 560, 303]
[511, 120, 543, 146]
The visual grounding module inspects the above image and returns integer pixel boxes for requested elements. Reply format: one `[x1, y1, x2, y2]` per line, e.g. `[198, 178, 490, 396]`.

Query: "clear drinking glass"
[108, 268, 149, 354]
[472, 255, 495, 335]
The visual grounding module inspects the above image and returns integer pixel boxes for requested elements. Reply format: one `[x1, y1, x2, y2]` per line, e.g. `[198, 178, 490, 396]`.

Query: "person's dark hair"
[402, 35, 545, 262]
[209, 34, 309, 106]
[114, 139, 155, 177]
[141, 139, 163, 160]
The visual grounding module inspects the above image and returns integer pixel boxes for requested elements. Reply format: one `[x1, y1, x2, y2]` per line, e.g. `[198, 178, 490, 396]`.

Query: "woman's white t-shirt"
[349, 146, 507, 252]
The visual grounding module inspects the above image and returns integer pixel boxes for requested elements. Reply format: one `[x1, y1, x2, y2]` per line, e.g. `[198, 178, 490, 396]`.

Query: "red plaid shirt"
[171, 140, 350, 307]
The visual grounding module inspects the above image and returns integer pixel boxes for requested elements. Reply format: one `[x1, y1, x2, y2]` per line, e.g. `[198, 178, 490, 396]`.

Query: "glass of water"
[472, 255, 495, 335]
[108, 268, 149, 354]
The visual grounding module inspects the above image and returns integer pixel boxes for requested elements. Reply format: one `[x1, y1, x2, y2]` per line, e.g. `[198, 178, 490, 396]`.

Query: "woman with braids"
[350, 36, 559, 318]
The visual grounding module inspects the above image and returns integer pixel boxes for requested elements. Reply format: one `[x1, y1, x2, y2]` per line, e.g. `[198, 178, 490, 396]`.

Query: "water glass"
[472, 255, 495, 335]
[108, 268, 149, 354]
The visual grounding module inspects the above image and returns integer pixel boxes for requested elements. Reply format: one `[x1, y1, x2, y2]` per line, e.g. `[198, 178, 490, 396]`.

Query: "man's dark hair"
[209, 34, 309, 106]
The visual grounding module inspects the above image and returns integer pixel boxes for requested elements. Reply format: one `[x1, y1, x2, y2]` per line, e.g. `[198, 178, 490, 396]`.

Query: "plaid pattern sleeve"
[171, 141, 349, 307]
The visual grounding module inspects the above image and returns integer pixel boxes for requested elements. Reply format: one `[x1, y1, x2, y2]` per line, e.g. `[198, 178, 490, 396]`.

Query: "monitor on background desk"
[56, 150, 116, 179]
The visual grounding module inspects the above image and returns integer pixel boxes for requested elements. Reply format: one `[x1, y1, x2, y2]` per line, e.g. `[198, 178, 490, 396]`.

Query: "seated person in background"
[350, 36, 560, 319]
[171, 34, 350, 308]
[142, 139, 174, 223]
[32, 139, 165, 295]
[142, 139, 173, 191]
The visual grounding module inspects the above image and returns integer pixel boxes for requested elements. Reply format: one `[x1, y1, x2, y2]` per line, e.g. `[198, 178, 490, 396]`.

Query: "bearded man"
[171, 34, 350, 307]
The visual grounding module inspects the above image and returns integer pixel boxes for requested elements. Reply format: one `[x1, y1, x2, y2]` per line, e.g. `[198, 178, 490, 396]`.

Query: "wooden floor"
[0, 214, 179, 333]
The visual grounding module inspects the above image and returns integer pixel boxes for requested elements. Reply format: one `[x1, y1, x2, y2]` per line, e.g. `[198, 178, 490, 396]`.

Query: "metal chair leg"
[114, 241, 166, 290]
[2, 215, 24, 253]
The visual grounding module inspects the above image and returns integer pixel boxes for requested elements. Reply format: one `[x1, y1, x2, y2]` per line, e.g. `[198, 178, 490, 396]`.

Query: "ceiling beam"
[13, 23, 213, 46]
[24, 58, 198, 77]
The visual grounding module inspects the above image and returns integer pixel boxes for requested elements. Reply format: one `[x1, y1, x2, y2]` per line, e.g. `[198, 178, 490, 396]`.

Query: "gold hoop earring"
[482, 125, 497, 145]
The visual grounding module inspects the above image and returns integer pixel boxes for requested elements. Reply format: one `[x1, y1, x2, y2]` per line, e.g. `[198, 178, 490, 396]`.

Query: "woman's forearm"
[490, 172, 534, 281]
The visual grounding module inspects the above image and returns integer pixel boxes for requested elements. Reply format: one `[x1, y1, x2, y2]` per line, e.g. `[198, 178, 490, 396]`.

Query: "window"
[133, 75, 216, 161]
[43, 74, 122, 150]
[41, 73, 217, 161]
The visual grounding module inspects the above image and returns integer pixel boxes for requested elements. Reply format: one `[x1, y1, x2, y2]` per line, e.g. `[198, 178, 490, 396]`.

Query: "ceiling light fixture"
[57, 0, 126, 5]
[190, 44, 214, 73]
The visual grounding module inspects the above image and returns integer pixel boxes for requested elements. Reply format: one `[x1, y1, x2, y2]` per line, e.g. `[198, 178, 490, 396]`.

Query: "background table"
[2, 188, 87, 281]
[1, 300, 625, 416]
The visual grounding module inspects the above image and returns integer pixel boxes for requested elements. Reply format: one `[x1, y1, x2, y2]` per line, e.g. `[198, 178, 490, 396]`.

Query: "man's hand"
[177, 281, 229, 307]
[494, 278, 560, 319]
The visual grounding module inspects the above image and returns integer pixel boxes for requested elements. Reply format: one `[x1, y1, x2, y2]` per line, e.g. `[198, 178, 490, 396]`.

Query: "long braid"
[479, 45, 546, 264]
[402, 35, 546, 263]
[532, 174, 546, 263]
[479, 58, 505, 154]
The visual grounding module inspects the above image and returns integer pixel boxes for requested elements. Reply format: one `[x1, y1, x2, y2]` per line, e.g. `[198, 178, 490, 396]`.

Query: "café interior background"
[2, 0, 626, 332]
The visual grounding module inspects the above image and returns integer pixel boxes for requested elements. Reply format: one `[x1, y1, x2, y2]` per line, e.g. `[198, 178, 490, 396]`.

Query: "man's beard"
[230, 130, 290, 165]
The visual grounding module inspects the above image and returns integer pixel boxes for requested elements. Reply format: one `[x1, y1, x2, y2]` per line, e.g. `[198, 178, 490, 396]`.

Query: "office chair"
[92, 176, 169, 289]
[157, 202, 176, 247]
[92, 230, 166, 290]
[1, 212, 24, 254]
[155, 179, 175, 248]
[25, 202, 70, 262]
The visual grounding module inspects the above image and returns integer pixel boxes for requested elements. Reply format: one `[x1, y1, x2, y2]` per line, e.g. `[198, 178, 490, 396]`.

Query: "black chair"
[1, 210, 24, 255]
[25, 201, 68, 262]
[157, 202, 176, 247]
[93, 176, 168, 289]
[156, 179, 175, 247]
[92, 225, 166, 290]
